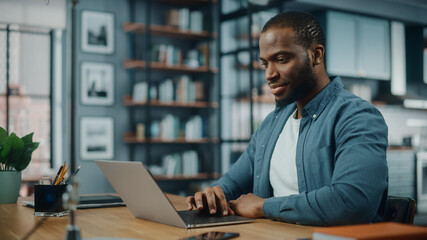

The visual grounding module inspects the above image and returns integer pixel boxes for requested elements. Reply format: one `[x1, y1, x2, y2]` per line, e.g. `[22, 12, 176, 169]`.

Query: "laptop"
[95, 160, 255, 228]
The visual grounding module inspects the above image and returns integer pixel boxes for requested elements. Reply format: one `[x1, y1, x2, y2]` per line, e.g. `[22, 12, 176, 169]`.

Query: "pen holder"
[34, 184, 69, 217]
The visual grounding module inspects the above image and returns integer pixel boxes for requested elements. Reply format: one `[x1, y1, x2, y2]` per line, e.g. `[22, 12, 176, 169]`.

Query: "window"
[0, 24, 60, 186]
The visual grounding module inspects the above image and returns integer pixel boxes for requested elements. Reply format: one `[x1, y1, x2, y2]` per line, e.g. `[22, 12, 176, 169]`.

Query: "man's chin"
[275, 97, 294, 108]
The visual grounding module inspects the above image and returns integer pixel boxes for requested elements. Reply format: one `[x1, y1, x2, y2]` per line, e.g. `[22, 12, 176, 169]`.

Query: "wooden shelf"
[153, 172, 220, 181]
[123, 96, 218, 108]
[123, 132, 218, 144]
[123, 23, 217, 39]
[123, 59, 218, 73]
[387, 146, 413, 151]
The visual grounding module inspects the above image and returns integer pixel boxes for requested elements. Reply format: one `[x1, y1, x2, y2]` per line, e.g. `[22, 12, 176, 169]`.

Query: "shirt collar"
[301, 76, 342, 120]
[273, 76, 343, 118]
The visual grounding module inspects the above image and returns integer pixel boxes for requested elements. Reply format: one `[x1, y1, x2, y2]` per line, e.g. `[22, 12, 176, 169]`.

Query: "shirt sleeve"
[213, 129, 259, 201]
[263, 103, 388, 226]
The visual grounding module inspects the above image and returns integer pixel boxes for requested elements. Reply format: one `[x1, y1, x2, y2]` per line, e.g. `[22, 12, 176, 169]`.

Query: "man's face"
[259, 27, 317, 107]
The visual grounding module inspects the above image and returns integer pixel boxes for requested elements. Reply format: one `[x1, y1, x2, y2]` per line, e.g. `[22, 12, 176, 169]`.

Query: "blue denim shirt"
[215, 76, 388, 226]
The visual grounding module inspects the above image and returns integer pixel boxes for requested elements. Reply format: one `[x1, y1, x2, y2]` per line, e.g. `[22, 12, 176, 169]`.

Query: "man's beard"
[275, 56, 317, 108]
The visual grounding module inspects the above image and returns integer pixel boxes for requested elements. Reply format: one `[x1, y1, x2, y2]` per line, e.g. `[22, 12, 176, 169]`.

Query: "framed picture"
[80, 117, 114, 160]
[81, 10, 114, 54]
[81, 62, 114, 105]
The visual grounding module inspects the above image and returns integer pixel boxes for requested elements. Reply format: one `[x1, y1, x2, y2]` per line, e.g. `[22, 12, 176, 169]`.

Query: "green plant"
[0, 127, 39, 171]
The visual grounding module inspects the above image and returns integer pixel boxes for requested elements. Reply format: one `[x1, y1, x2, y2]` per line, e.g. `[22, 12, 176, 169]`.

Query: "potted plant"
[0, 126, 39, 203]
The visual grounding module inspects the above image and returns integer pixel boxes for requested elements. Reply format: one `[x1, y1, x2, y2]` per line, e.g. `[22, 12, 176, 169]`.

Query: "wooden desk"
[0, 194, 312, 240]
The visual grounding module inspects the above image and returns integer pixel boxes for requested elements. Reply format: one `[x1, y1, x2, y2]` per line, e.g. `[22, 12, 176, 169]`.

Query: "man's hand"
[186, 186, 234, 216]
[229, 193, 266, 218]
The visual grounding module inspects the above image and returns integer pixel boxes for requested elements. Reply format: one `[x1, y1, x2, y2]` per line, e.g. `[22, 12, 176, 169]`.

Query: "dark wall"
[65, 0, 130, 194]
[406, 26, 427, 98]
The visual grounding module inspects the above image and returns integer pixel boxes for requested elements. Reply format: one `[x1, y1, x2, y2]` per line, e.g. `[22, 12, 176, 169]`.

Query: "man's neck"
[295, 74, 330, 118]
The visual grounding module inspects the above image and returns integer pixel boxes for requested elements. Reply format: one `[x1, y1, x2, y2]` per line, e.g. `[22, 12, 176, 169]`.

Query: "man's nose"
[265, 64, 279, 82]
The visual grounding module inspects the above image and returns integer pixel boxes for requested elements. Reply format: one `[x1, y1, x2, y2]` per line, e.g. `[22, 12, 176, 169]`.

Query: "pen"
[52, 162, 65, 185]
[55, 163, 69, 185]
[65, 165, 81, 184]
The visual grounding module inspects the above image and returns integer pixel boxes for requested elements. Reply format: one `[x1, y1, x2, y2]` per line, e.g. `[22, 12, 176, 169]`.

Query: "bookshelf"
[123, 95, 218, 108]
[124, 0, 220, 191]
[123, 132, 218, 144]
[219, 1, 283, 173]
[123, 23, 216, 39]
[123, 59, 217, 73]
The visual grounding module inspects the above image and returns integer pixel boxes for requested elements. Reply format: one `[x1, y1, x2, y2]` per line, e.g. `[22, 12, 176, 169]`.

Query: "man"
[186, 11, 388, 226]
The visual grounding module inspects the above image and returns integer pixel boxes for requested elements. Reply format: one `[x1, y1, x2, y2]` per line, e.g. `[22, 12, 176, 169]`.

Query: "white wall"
[0, 0, 66, 29]
[378, 105, 427, 147]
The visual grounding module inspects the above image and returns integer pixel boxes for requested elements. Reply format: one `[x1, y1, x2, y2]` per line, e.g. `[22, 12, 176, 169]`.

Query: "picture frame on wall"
[81, 62, 114, 105]
[81, 10, 114, 54]
[80, 117, 114, 160]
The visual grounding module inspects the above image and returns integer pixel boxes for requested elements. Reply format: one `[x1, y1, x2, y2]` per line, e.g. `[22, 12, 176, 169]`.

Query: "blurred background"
[0, 0, 426, 224]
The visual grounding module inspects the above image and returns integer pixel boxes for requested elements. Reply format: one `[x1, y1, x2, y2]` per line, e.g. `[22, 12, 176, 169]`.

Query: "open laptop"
[95, 160, 255, 229]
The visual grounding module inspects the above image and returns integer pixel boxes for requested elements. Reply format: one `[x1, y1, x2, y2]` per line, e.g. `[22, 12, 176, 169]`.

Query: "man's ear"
[311, 44, 325, 66]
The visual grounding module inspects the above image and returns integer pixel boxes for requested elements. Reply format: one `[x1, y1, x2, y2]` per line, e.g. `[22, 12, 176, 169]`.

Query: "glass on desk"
[34, 184, 69, 217]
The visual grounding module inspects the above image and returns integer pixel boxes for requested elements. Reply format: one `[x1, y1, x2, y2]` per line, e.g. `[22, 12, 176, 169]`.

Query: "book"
[178, 8, 190, 30]
[132, 81, 147, 102]
[190, 11, 203, 32]
[161, 150, 199, 177]
[165, 8, 179, 28]
[312, 222, 427, 240]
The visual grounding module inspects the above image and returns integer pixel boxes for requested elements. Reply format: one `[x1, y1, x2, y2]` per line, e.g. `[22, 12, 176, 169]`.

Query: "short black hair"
[261, 11, 326, 50]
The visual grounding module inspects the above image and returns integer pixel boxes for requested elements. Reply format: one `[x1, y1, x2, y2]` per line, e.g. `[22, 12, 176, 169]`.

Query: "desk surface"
[0, 194, 312, 240]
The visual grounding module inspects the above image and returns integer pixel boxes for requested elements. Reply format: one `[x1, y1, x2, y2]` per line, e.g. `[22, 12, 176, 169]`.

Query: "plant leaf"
[0, 127, 7, 165]
[3, 133, 24, 167]
[15, 141, 39, 171]
[0, 127, 7, 146]
[15, 146, 33, 171]
[21, 132, 34, 145]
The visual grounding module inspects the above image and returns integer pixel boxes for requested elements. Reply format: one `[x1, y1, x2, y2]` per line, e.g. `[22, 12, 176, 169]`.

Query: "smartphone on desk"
[179, 231, 239, 240]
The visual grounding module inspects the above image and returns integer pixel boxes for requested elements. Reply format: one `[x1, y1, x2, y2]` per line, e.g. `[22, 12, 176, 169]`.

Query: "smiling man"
[186, 11, 389, 226]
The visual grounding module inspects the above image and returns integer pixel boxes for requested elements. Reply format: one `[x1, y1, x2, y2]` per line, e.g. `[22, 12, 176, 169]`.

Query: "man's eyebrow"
[259, 51, 292, 61]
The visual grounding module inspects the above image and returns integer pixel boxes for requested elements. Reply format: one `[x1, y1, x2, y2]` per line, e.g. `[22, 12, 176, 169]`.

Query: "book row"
[135, 114, 204, 141]
[147, 150, 199, 177]
[165, 8, 204, 33]
[133, 75, 204, 103]
[150, 42, 211, 68]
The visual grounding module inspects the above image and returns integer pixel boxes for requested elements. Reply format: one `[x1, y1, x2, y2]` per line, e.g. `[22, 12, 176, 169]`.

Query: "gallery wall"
[64, 0, 130, 194]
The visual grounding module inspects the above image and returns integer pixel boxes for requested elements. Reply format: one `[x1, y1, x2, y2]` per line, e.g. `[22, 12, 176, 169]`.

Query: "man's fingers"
[194, 191, 204, 210]
[227, 205, 235, 216]
[186, 186, 229, 215]
[186, 196, 195, 210]
[228, 200, 237, 215]
[213, 186, 228, 215]
[205, 190, 217, 214]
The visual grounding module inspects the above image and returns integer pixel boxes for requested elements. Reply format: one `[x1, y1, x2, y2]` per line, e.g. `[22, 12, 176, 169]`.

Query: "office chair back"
[382, 196, 416, 224]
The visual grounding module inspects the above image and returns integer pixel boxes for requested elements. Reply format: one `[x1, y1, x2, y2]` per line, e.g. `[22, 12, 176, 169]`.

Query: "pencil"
[55, 163, 69, 185]
[52, 162, 65, 185]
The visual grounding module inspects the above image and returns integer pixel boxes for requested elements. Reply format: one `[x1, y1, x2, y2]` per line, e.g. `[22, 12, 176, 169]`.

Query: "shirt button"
[262, 145, 265, 148]
[256, 175, 259, 178]
[313, 114, 317, 118]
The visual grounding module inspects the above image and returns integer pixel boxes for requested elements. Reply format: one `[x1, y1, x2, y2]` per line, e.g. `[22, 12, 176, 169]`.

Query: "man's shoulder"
[333, 87, 377, 111]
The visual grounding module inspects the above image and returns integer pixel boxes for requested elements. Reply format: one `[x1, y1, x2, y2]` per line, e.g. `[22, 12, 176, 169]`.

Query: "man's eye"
[277, 58, 288, 63]
[260, 62, 268, 68]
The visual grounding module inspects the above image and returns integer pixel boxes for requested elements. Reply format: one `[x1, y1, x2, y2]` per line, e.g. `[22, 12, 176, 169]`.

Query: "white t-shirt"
[269, 109, 300, 197]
